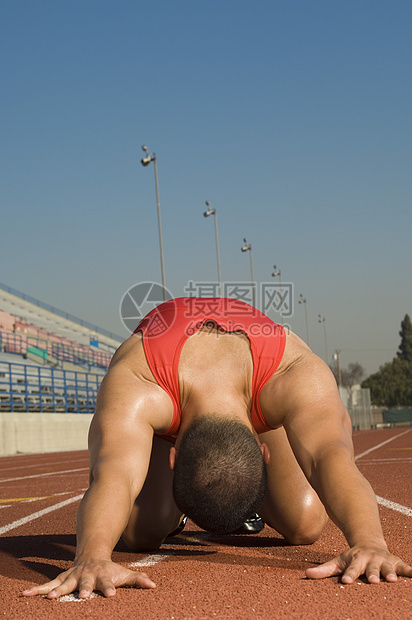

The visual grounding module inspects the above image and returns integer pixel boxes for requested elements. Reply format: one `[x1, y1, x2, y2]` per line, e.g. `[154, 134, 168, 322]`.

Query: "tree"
[362, 315, 412, 407]
[341, 362, 365, 390]
[362, 358, 412, 407]
[329, 361, 365, 389]
[397, 314, 412, 362]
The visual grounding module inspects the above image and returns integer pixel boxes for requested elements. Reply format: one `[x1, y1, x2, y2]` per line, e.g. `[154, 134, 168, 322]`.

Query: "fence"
[0, 360, 102, 413]
[347, 387, 373, 430]
[383, 408, 412, 425]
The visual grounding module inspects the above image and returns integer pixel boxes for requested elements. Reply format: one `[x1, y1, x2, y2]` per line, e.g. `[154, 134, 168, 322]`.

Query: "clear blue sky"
[1, 0, 411, 375]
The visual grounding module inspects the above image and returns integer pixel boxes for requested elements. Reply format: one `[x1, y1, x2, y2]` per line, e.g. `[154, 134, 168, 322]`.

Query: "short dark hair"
[172, 416, 268, 533]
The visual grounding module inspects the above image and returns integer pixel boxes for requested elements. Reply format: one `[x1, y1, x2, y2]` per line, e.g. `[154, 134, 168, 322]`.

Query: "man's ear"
[260, 442, 270, 465]
[169, 446, 177, 471]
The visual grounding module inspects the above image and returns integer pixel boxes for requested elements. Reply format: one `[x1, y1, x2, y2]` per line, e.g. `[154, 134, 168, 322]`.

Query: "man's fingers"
[77, 569, 156, 599]
[93, 576, 117, 598]
[307, 550, 412, 584]
[343, 556, 412, 584]
[23, 565, 156, 600]
[22, 584, 57, 597]
[117, 569, 156, 590]
[380, 559, 412, 581]
[305, 558, 343, 580]
[364, 562, 382, 584]
[378, 561, 398, 583]
[47, 574, 86, 599]
[95, 580, 116, 597]
[77, 582, 96, 599]
[394, 560, 412, 578]
[307, 552, 370, 583]
[22, 574, 68, 597]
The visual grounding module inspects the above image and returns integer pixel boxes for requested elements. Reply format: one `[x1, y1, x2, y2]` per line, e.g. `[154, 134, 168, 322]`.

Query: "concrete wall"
[0, 413, 93, 456]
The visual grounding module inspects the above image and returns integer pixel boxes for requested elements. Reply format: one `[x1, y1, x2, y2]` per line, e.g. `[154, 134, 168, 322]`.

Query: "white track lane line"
[0, 494, 84, 535]
[376, 496, 412, 517]
[357, 457, 412, 463]
[0, 458, 88, 474]
[0, 467, 88, 483]
[354, 428, 411, 461]
[354, 429, 412, 518]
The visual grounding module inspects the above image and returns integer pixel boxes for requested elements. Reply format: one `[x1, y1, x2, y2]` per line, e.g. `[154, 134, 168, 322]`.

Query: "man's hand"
[306, 546, 412, 584]
[22, 559, 156, 599]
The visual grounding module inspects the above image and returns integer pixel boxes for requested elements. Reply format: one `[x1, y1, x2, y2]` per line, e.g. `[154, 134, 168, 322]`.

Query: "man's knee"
[263, 499, 328, 545]
[122, 528, 164, 553]
[280, 505, 328, 545]
[122, 510, 182, 552]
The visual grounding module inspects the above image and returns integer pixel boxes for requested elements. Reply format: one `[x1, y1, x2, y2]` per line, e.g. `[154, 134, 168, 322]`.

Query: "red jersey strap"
[134, 297, 286, 437]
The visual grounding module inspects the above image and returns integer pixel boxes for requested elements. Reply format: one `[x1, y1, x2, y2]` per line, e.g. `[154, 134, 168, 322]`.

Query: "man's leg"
[258, 426, 328, 545]
[122, 436, 184, 552]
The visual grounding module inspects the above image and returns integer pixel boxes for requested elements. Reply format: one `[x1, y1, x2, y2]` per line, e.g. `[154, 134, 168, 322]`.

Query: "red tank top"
[134, 297, 286, 437]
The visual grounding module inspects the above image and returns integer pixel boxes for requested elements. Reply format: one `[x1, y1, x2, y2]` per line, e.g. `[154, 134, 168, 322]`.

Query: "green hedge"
[383, 408, 412, 423]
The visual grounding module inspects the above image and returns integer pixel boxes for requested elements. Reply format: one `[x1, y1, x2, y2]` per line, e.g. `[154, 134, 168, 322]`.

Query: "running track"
[1, 428, 411, 619]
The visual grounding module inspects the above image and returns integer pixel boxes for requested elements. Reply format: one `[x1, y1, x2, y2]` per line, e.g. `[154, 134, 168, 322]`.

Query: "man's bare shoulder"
[276, 329, 311, 371]
[261, 330, 343, 425]
[109, 332, 154, 379]
[92, 333, 174, 435]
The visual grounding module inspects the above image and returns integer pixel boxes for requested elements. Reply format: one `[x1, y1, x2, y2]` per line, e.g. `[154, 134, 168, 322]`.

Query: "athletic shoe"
[232, 513, 264, 534]
[167, 515, 188, 538]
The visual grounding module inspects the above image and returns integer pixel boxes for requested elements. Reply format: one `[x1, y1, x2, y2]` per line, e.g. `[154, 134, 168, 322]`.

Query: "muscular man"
[23, 297, 412, 599]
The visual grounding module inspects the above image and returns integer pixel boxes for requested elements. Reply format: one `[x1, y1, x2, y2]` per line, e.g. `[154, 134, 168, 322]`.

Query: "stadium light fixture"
[140, 145, 166, 301]
[203, 201, 222, 297]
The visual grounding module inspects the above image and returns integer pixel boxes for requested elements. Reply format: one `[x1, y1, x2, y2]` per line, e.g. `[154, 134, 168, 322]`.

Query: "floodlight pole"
[203, 201, 222, 297]
[141, 145, 166, 301]
[271, 265, 284, 324]
[299, 294, 310, 346]
[334, 348, 342, 387]
[318, 315, 329, 362]
[241, 238, 256, 307]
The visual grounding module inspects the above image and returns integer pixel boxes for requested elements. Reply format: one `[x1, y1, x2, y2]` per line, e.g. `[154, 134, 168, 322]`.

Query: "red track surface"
[1, 428, 411, 619]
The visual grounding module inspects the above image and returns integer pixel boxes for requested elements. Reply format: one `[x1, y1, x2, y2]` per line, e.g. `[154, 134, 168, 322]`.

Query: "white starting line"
[59, 593, 100, 602]
[128, 553, 169, 568]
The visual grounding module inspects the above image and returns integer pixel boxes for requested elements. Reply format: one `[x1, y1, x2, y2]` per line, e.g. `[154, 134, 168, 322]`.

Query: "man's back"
[108, 314, 311, 435]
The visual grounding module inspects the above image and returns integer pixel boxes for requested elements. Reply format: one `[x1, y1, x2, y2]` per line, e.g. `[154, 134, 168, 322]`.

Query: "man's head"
[172, 415, 268, 533]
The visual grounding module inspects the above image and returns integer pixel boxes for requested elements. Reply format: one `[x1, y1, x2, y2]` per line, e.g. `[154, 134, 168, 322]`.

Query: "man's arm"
[23, 356, 171, 599]
[278, 353, 412, 583]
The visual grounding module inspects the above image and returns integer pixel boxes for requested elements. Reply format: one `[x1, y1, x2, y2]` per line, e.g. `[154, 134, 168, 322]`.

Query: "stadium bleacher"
[0, 282, 121, 348]
[0, 283, 123, 414]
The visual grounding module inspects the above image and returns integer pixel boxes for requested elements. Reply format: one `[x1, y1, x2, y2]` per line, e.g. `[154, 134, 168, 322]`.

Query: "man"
[23, 297, 412, 599]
